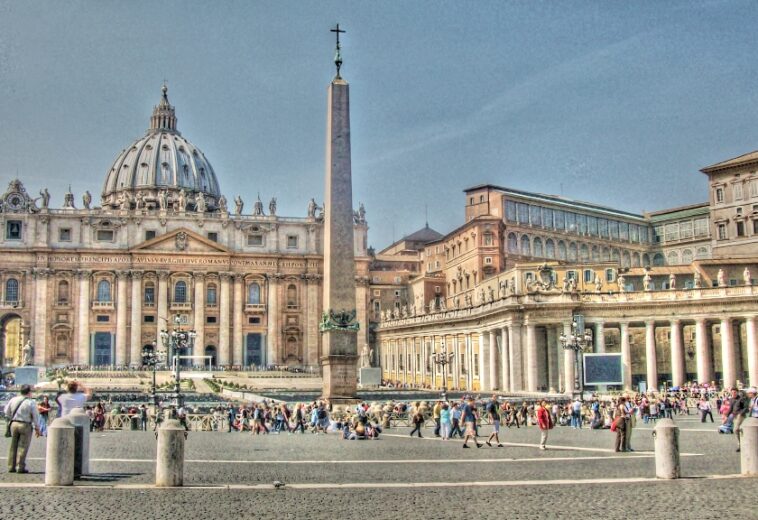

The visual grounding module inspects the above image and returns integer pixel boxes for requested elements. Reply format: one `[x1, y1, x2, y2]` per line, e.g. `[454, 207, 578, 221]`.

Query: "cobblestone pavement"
[0, 415, 750, 519]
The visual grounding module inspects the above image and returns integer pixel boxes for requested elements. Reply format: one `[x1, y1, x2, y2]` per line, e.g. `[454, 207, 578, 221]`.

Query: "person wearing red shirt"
[536, 400, 553, 450]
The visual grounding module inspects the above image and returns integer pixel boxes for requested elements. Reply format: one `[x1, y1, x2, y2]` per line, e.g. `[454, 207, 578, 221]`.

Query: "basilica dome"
[101, 85, 222, 210]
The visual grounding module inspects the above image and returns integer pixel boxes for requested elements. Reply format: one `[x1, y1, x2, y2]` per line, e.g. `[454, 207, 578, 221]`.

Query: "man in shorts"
[485, 395, 503, 447]
[461, 397, 482, 449]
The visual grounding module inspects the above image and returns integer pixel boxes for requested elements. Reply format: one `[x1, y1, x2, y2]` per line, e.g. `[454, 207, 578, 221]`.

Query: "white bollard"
[45, 417, 75, 486]
[68, 407, 91, 477]
[653, 418, 680, 479]
[156, 418, 186, 487]
[740, 417, 758, 476]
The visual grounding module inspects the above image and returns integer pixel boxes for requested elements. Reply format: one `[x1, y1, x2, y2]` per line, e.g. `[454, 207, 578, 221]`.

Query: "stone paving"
[0, 415, 752, 519]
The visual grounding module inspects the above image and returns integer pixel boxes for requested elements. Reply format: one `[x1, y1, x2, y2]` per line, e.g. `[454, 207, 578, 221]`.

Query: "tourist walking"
[4, 385, 41, 473]
[461, 397, 482, 448]
[439, 403, 452, 440]
[536, 400, 552, 450]
[409, 409, 424, 438]
[728, 387, 749, 452]
[433, 401, 442, 437]
[485, 395, 503, 447]
[37, 395, 51, 436]
[612, 397, 628, 452]
[571, 398, 582, 429]
[450, 403, 463, 438]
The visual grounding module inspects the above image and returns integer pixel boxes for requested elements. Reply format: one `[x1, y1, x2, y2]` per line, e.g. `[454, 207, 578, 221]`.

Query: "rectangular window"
[529, 205, 542, 227]
[598, 218, 608, 238]
[588, 216, 598, 236]
[206, 286, 217, 305]
[59, 228, 72, 241]
[577, 214, 587, 234]
[665, 223, 679, 242]
[287, 235, 298, 249]
[96, 315, 109, 323]
[206, 316, 217, 324]
[542, 207, 554, 229]
[435, 286, 441, 294]
[554, 210, 565, 231]
[144, 287, 155, 303]
[619, 222, 629, 241]
[630, 224, 639, 243]
[654, 225, 664, 243]
[566, 212, 577, 233]
[5, 221, 22, 240]
[609, 220, 619, 240]
[640, 226, 650, 243]
[483, 233, 493, 246]
[736, 221, 745, 237]
[143, 315, 155, 323]
[96, 229, 114, 241]
[145, 230, 156, 241]
[207, 232, 218, 242]
[567, 270, 577, 280]
[584, 270, 594, 283]
[680, 221, 693, 239]
[734, 183, 744, 200]
[484, 256, 493, 264]
[754, 220, 758, 234]
[751, 179, 758, 198]
[605, 269, 615, 282]
[505, 200, 517, 222]
[715, 188, 724, 203]
[718, 224, 727, 240]
[247, 234, 264, 246]
[694, 218, 708, 236]
[517, 203, 529, 224]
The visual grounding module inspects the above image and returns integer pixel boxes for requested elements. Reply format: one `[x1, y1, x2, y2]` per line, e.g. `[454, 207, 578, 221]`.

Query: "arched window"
[602, 247, 610, 262]
[632, 252, 641, 267]
[206, 283, 217, 305]
[57, 280, 70, 303]
[681, 249, 693, 264]
[667, 251, 679, 265]
[568, 242, 578, 262]
[287, 284, 297, 307]
[695, 247, 708, 260]
[97, 280, 111, 302]
[653, 253, 665, 266]
[611, 249, 620, 263]
[520, 235, 531, 256]
[533, 237, 543, 257]
[5, 278, 19, 303]
[545, 239, 555, 259]
[248, 282, 261, 304]
[174, 281, 187, 303]
[591, 246, 600, 262]
[580, 244, 590, 262]
[642, 253, 651, 267]
[622, 251, 631, 268]
[557, 241, 567, 260]
[507, 233, 518, 253]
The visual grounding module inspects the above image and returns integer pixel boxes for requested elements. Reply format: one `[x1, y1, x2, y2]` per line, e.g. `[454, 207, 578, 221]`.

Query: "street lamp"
[559, 315, 593, 401]
[158, 315, 197, 410]
[141, 342, 165, 408]
[430, 343, 455, 401]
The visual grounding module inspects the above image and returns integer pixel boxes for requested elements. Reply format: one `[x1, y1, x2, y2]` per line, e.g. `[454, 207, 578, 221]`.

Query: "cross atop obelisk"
[330, 23, 345, 79]
[320, 24, 359, 402]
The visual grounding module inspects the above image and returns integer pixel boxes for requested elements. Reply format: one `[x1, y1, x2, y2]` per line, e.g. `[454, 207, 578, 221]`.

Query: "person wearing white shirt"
[4, 385, 41, 473]
[57, 381, 89, 417]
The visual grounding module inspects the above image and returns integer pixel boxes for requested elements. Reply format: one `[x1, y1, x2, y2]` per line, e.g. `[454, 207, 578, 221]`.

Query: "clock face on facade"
[6, 193, 24, 211]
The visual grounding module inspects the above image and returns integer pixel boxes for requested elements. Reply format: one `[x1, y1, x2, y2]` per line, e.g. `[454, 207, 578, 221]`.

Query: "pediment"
[132, 228, 229, 254]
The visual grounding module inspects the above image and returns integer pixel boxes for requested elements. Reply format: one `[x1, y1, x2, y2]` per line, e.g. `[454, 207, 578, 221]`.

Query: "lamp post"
[158, 315, 197, 410]
[430, 343, 455, 401]
[559, 315, 593, 401]
[142, 341, 165, 408]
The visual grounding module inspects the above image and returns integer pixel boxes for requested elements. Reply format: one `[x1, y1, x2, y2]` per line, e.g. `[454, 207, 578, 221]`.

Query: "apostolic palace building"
[373, 153, 758, 394]
[0, 86, 370, 371]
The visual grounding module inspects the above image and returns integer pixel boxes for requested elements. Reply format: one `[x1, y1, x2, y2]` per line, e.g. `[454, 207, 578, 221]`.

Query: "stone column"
[192, 273, 205, 366]
[747, 316, 758, 387]
[645, 320, 658, 392]
[218, 273, 231, 366]
[721, 317, 736, 389]
[562, 321, 575, 395]
[500, 327, 510, 392]
[546, 326, 558, 392]
[266, 274, 279, 367]
[305, 275, 321, 368]
[76, 270, 91, 365]
[32, 268, 49, 365]
[479, 331, 490, 391]
[420, 337, 427, 385]
[452, 336, 461, 390]
[670, 319, 685, 388]
[129, 271, 143, 367]
[525, 323, 538, 392]
[232, 274, 244, 366]
[509, 324, 523, 392]
[115, 271, 129, 366]
[594, 321, 606, 353]
[157, 271, 169, 333]
[620, 322, 632, 391]
[695, 318, 712, 385]
[489, 330, 499, 391]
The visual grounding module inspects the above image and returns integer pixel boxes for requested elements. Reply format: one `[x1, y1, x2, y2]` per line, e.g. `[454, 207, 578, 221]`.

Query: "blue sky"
[1, 1, 757, 248]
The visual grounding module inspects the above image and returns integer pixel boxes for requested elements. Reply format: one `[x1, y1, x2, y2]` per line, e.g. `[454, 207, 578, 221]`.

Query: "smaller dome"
[101, 85, 222, 210]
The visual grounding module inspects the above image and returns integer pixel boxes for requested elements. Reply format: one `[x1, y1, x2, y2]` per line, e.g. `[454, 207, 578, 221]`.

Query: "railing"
[0, 300, 22, 308]
[169, 302, 192, 311]
[92, 301, 114, 309]
[245, 304, 266, 312]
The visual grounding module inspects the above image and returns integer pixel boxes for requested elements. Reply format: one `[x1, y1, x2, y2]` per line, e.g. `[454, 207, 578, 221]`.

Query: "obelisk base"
[320, 354, 359, 402]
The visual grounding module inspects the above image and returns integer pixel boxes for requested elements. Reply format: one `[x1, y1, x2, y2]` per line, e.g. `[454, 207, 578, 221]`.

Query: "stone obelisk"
[320, 24, 359, 401]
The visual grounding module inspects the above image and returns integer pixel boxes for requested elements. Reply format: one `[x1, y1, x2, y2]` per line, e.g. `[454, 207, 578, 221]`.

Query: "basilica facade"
[0, 87, 370, 369]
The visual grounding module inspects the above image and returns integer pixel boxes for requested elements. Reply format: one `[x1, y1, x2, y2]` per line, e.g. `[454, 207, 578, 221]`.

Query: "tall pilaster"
[509, 324, 523, 391]
[721, 317, 736, 389]
[129, 271, 143, 366]
[157, 271, 169, 333]
[546, 326, 558, 392]
[193, 273, 205, 364]
[645, 320, 657, 392]
[219, 272, 231, 366]
[620, 322, 632, 391]
[525, 323, 538, 392]
[233, 274, 244, 366]
[562, 321, 575, 394]
[500, 327, 510, 392]
[489, 330, 499, 391]
[670, 319, 685, 388]
[695, 318, 712, 384]
[320, 36, 359, 401]
[479, 331, 490, 391]
[266, 274, 279, 366]
[747, 316, 758, 387]
[76, 270, 91, 365]
[32, 268, 49, 365]
[594, 322, 606, 353]
[115, 271, 129, 366]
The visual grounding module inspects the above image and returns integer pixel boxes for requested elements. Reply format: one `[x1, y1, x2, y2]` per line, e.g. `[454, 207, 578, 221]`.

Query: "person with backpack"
[536, 400, 553, 450]
[4, 385, 41, 473]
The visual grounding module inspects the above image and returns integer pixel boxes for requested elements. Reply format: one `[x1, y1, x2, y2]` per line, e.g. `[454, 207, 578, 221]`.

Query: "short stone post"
[68, 407, 90, 477]
[653, 418, 680, 479]
[740, 417, 758, 476]
[45, 417, 75, 486]
[156, 418, 186, 487]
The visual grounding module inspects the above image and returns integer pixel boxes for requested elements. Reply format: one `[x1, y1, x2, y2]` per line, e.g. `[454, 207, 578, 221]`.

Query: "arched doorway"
[204, 345, 217, 367]
[1, 314, 23, 368]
